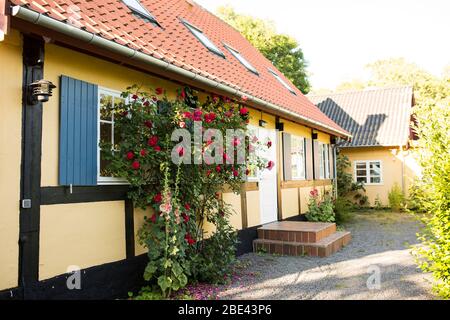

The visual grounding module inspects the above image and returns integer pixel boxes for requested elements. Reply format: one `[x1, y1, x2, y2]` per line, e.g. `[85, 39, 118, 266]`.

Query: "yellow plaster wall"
[0, 30, 22, 290]
[248, 108, 276, 129]
[299, 187, 314, 213]
[282, 120, 311, 138]
[222, 192, 243, 230]
[316, 131, 331, 144]
[281, 188, 299, 219]
[39, 201, 126, 280]
[246, 191, 260, 227]
[341, 146, 413, 206]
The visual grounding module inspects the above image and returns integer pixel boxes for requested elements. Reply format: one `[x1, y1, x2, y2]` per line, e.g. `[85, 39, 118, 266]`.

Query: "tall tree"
[217, 6, 310, 94]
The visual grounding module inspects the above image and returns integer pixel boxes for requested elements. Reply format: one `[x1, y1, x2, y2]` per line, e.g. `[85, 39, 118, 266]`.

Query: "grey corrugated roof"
[308, 86, 413, 147]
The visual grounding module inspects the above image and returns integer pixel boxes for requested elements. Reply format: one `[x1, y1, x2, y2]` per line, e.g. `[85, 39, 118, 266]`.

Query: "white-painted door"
[257, 127, 278, 224]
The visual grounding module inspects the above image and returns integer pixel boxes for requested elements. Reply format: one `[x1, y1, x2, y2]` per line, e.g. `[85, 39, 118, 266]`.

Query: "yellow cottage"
[0, 0, 350, 298]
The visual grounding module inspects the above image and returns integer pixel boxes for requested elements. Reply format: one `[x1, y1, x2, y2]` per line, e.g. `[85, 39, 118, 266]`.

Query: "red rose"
[153, 145, 161, 152]
[155, 87, 164, 95]
[225, 97, 231, 103]
[267, 140, 272, 148]
[193, 109, 203, 121]
[185, 233, 196, 245]
[215, 165, 221, 173]
[184, 203, 191, 211]
[241, 95, 248, 102]
[143, 101, 150, 107]
[144, 120, 152, 128]
[121, 111, 128, 117]
[152, 96, 158, 102]
[245, 168, 250, 176]
[233, 169, 239, 177]
[126, 151, 135, 160]
[225, 111, 233, 118]
[239, 107, 249, 115]
[267, 160, 275, 170]
[233, 137, 240, 147]
[140, 149, 147, 156]
[148, 136, 158, 147]
[180, 89, 186, 99]
[132, 94, 138, 100]
[132, 160, 140, 170]
[150, 214, 157, 223]
[182, 213, 190, 223]
[206, 170, 212, 177]
[153, 193, 162, 203]
[212, 95, 219, 103]
[183, 111, 192, 119]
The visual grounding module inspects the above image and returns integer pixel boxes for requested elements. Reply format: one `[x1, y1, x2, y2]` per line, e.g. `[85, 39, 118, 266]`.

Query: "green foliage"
[336, 153, 368, 209]
[217, 6, 310, 94]
[374, 194, 384, 210]
[334, 196, 354, 224]
[388, 183, 405, 212]
[105, 85, 269, 298]
[305, 189, 335, 223]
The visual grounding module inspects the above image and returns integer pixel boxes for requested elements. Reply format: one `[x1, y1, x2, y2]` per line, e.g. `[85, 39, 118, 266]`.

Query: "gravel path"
[217, 211, 435, 300]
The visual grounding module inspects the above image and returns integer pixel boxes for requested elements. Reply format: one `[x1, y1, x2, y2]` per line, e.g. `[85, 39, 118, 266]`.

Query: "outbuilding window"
[354, 160, 382, 184]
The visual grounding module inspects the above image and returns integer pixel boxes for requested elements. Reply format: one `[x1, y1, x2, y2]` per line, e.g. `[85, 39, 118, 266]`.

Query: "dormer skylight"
[123, 0, 160, 26]
[224, 44, 258, 75]
[182, 20, 225, 58]
[268, 69, 297, 95]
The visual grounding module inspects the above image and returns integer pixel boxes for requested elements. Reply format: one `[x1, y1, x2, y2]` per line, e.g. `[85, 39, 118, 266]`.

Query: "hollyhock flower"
[233, 137, 241, 146]
[184, 203, 191, 211]
[239, 107, 249, 116]
[153, 145, 161, 152]
[310, 188, 319, 197]
[132, 160, 140, 170]
[148, 136, 158, 147]
[241, 95, 248, 102]
[267, 160, 275, 170]
[144, 120, 152, 128]
[183, 111, 192, 119]
[215, 165, 221, 173]
[179, 121, 186, 128]
[153, 193, 162, 203]
[132, 94, 138, 100]
[143, 100, 150, 107]
[219, 210, 225, 217]
[267, 140, 272, 148]
[140, 149, 147, 157]
[155, 87, 164, 95]
[126, 151, 135, 160]
[252, 135, 258, 143]
[160, 202, 172, 214]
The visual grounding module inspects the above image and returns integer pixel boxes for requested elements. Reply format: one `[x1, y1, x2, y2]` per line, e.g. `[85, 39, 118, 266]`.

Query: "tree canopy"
[217, 6, 310, 94]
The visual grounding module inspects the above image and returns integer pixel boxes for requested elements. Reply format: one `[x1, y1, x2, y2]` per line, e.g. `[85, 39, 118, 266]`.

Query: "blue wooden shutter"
[59, 75, 98, 186]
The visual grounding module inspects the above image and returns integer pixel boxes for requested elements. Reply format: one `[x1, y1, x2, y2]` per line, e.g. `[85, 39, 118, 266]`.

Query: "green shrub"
[388, 183, 404, 212]
[306, 189, 335, 223]
[374, 194, 383, 210]
[336, 153, 368, 207]
[334, 196, 354, 224]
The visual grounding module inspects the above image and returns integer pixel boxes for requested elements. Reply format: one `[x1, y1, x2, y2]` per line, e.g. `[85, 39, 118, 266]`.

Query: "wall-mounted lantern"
[259, 119, 267, 128]
[28, 79, 56, 104]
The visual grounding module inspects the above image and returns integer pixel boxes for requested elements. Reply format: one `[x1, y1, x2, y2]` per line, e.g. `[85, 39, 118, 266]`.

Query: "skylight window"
[123, 0, 160, 26]
[182, 20, 225, 58]
[268, 69, 297, 95]
[224, 44, 259, 75]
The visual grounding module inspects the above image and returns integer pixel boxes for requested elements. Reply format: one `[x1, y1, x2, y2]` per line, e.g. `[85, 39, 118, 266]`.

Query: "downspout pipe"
[11, 5, 351, 139]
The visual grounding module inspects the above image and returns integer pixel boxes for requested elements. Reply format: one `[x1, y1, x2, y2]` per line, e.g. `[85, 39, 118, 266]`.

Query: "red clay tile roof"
[9, 0, 348, 136]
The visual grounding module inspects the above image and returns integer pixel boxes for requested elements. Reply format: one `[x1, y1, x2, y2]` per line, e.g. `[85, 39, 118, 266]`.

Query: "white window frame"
[319, 142, 330, 180]
[268, 68, 297, 95]
[182, 20, 225, 58]
[97, 87, 128, 185]
[291, 135, 306, 180]
[246, 125, 261, 182]
[353, 160, 383, 185]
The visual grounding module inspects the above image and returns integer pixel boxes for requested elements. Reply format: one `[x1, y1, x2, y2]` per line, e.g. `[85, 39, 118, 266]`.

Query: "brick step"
[253, 231, 351, 257]
[257, 221, 336, 243]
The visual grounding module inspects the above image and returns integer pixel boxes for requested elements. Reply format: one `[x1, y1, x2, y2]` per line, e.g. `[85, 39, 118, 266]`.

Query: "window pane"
[113, 97, 125, 116]
[113, 125, 122, 151]
[370, 176, 381, 184]
[100, 122, 112, 144]
[100, 94, 113, 121]
[356, 163, 366, 170]
[357, 176, 367, 183]
[356, 169, 367, 176]
[99, 150, 112, 177]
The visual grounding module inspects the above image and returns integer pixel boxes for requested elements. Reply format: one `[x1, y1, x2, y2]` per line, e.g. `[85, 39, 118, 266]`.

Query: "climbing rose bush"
[102, 85, 270, 297]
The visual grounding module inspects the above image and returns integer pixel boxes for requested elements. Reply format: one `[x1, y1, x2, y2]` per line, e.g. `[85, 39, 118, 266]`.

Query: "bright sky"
[195, 0, 450, 90]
